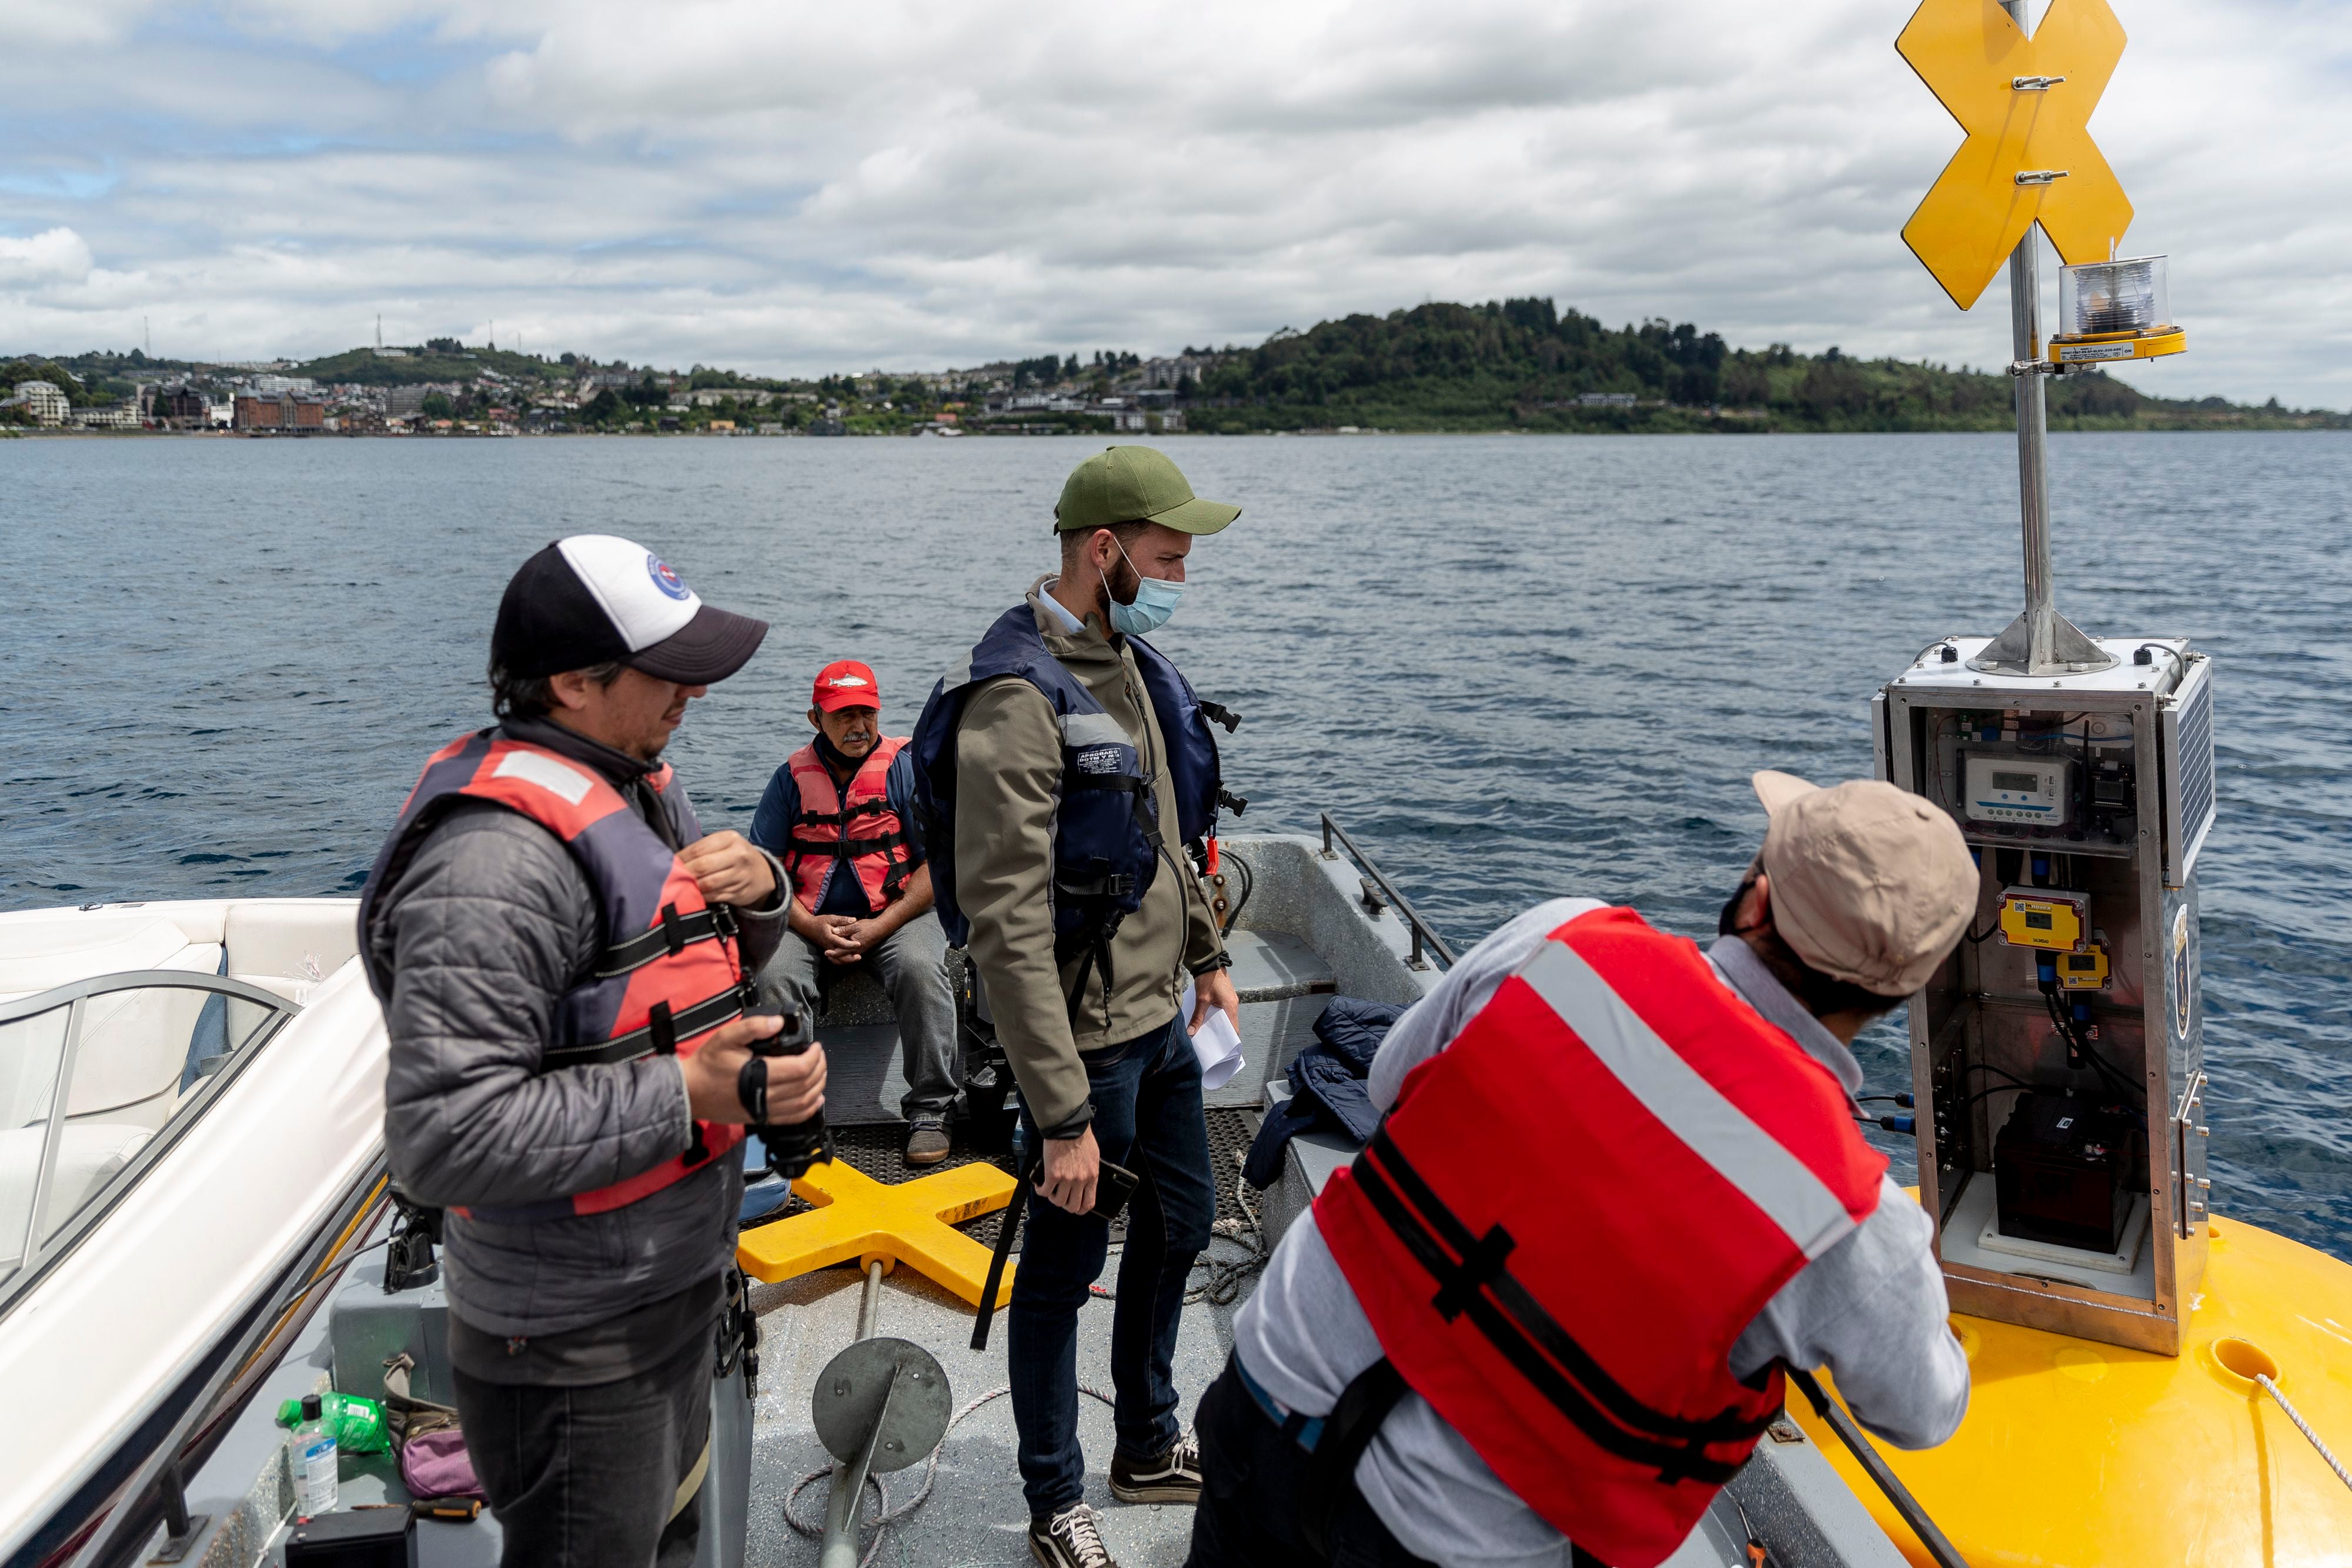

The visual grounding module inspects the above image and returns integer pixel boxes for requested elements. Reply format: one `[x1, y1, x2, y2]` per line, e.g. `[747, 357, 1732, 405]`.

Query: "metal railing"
[1318, 812, 1458, 971]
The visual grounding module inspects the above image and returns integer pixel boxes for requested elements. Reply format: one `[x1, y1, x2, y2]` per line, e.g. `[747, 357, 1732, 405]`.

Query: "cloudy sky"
[2, 0, 2346, 406]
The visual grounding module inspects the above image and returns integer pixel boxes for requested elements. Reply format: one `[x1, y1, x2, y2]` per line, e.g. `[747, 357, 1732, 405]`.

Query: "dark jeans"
[1010, 1014, 1214, 1517]
[451, 1329, 711, 1568]
[1187, 1356, 1436, 1568]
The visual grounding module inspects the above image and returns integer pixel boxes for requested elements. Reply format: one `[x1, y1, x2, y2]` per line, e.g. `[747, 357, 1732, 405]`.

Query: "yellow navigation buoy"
[1789, 1213, 2352, 1567]
[737, 1157, 1019, 1309]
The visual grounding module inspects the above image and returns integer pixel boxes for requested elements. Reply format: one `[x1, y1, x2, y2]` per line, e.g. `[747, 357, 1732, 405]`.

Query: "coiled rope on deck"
[2255, 1373, 2352, 1493]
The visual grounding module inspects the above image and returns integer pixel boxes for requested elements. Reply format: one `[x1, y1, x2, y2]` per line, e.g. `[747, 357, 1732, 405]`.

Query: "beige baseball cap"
[1750, 770, 1978, 997]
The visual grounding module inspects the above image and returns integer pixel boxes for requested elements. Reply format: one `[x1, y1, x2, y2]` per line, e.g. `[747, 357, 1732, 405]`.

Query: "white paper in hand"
[1178, 977, 1245, 1091]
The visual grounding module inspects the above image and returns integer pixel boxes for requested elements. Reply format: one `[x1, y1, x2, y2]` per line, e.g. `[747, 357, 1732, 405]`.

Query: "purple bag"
[397, 1427, 483, 1500]
[382, 1354, 485, 1500]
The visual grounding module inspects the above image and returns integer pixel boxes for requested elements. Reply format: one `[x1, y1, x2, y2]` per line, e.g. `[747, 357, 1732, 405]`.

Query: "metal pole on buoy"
[1968, 0, 2113, 676]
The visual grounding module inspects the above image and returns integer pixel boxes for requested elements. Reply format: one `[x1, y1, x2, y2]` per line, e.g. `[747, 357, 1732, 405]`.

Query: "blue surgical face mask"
[1105, 535, 1184, 637]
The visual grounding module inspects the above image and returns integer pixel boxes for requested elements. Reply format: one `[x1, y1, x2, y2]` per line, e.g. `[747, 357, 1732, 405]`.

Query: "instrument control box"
[1994, 1094, 2135, 1254]
[1963, 753, 2073, 825]
[1997, 887, 2091, 952]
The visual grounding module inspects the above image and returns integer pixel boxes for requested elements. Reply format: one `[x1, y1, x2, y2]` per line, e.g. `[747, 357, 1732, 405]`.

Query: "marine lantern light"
[2048, 255, 2186, 366]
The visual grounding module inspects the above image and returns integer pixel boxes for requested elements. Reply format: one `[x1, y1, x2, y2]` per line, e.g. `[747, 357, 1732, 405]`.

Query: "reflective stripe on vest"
[781, 736, 912, 914]
[1312, 907, 1884, 1568]
[357, 731, 751, 1222]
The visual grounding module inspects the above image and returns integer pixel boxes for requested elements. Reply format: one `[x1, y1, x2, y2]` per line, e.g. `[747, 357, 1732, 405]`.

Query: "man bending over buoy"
[1189, 771, 1976, 1568]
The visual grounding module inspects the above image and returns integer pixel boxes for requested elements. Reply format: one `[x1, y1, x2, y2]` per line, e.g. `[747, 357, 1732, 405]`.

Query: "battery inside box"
[1993, 1094, 2135, 1254]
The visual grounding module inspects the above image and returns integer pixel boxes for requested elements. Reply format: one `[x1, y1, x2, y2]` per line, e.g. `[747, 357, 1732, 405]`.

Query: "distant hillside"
[1181, 300, 2348, 434]
[288, 345, 570, 385]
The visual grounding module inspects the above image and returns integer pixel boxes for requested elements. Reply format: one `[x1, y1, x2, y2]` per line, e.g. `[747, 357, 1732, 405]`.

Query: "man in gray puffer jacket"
[362, 535, 827, 1567]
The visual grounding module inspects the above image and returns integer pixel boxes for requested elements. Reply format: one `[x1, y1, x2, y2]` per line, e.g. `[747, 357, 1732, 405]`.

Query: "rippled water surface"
[5, 432, 2348, 1255]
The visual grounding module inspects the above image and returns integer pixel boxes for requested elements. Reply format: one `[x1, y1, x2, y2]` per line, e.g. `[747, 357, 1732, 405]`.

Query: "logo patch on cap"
[825, 674, 872, 690]
[646, 554, 691, 601]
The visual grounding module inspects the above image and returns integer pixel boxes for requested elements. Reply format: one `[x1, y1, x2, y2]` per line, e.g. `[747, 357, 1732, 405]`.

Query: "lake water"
[5, 431, 2348, 1257]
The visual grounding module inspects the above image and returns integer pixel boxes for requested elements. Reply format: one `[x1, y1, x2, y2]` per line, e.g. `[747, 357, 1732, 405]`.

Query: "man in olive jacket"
[926, 447, 1241, 1568]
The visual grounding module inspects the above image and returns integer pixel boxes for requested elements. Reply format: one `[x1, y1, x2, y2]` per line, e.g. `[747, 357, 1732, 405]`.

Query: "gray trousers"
[756, 910, 958, 1118]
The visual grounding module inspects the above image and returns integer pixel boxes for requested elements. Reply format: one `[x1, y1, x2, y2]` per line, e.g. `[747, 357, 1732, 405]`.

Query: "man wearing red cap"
[750, 659, 957, 1165]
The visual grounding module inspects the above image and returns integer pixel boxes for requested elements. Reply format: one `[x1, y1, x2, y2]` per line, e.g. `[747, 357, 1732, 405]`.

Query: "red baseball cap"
[812, 659, 881, 713]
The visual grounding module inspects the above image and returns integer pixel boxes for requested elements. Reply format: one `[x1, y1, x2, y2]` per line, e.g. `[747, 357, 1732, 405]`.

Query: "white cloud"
[0, 227, 95, 287]
[0, 0, 2344, 406]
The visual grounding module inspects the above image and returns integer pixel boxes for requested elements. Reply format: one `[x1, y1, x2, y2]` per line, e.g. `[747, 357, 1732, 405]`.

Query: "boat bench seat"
[0, 1121, 154, 1261]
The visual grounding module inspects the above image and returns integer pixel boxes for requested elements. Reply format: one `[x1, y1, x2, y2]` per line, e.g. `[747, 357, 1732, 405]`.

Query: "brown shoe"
[906, 1115, 951, 1167]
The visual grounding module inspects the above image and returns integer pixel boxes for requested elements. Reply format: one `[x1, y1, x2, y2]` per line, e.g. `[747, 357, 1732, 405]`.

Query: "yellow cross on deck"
[736, 1156, 1020, 1309]
[1897, 0, 2135, 309]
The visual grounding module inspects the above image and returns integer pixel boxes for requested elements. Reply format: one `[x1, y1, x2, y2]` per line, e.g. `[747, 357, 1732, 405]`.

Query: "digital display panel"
[2024, 911, 2053, 930]
[1992, 770, 2043, 794]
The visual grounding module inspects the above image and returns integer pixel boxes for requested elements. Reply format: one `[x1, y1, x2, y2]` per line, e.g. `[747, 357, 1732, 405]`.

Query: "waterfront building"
[233, 394, 327, 432]
[10, 380, 70, 426]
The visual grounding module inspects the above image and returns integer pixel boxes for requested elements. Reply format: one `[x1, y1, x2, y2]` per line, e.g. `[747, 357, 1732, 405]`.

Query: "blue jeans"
[1009, 1015, 1215, 1518]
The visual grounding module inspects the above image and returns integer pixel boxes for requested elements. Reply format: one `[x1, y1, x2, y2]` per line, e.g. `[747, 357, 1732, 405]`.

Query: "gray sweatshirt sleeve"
[377, 804, 695, 1210]
[1730, 1178, 1972, 1449]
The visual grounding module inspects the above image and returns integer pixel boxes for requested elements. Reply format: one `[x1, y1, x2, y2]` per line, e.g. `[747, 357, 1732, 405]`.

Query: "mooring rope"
[2255, 1373, 2352, 1493]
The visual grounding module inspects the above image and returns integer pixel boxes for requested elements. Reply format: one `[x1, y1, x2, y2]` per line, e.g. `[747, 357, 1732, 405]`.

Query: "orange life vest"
[782, 736, 914, 914]
[358, 731, 753, 1221]
[1313, 907, 1885, 1568]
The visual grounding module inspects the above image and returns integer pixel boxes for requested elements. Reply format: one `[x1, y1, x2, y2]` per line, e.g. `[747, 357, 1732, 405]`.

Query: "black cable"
[1224, 849, 1255, 930]
[1966, 1062, 2032, 1089]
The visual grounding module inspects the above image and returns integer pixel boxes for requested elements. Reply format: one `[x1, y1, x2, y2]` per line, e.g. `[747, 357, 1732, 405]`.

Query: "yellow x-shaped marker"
[736, 1157, 1019, 1309]
[1898, 0, 2134, 310]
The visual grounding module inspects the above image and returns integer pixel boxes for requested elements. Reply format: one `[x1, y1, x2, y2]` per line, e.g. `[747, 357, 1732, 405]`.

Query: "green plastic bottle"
[275, 1390, 389, 1455]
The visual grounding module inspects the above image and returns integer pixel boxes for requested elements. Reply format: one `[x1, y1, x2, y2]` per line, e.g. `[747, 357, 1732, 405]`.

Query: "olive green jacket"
[954, 577, 1226, 1134]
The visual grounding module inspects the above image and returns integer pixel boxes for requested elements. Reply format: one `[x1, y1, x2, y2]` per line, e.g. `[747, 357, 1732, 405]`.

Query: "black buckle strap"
[596, 904, 734, 978]
[1431, 1222, 1516, 1322]
[784, 830, 910, 858]
[543, 988, 747, 1069]
[1198, 699, 1242, 734]
[1348, 1139, 1755, 1483]
[791, 797, 895, 828]
[1298, 1357, 1409, 1565]
[1373, 1132, 1770, 1449]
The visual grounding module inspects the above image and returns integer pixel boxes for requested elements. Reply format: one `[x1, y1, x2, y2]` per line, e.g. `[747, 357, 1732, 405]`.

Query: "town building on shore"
[6, 380, 71, 426]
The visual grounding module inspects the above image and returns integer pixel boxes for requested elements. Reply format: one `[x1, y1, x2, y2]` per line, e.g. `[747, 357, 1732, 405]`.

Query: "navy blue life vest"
[909, 601, 1226, 1008]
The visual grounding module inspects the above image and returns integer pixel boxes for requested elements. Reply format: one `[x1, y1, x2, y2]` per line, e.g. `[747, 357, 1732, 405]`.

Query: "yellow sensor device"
[2057, 944, 2111, 991]
[1997, 888, 2090, 953]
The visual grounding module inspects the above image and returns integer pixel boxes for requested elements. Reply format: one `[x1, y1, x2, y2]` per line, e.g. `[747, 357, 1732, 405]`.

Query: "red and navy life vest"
[781, 736, 914, 914]
[357, 730, 753, 1221]
[1314, 907, 1886, 1568]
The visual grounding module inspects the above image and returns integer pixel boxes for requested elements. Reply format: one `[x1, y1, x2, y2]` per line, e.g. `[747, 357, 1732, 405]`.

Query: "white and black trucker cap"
[490, 534, 768, 684]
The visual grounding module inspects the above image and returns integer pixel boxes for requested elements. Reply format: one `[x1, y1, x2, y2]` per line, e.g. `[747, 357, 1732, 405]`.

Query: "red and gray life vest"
[358, 730, 753, 1222]
[781, 735, 914, 914]
[1314, 907, 1886, 1568]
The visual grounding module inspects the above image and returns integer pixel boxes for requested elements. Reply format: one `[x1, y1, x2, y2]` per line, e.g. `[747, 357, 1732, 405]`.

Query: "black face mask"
[1718, 865, 1763, 938]
[811, 729, 871, 775]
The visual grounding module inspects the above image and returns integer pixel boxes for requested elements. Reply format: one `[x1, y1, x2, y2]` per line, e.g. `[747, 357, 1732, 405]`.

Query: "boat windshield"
[0, 972, 300, 1292]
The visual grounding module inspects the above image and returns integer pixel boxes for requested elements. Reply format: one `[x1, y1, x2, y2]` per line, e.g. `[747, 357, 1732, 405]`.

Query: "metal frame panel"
[1876, 637, 2207, 1355]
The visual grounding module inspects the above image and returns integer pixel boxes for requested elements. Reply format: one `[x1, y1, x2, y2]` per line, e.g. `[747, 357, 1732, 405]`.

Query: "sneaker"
[1028, 1502, 1117, 1568]
[906, 1115, 951, 1168]
[1108, 1428, 1201, 1505]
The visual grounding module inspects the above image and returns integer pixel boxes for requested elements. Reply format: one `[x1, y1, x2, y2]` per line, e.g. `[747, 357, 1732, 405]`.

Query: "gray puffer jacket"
[366, 720, 788, 1339]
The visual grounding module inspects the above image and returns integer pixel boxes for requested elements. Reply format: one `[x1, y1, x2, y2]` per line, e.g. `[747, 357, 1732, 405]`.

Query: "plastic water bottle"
[289, 1392, 339, 1517]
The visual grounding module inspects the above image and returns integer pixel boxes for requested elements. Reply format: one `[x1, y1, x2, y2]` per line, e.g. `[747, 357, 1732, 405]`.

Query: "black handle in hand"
[970, 1165, 1031, 1351]
[1783, 1366, 1970, 1568]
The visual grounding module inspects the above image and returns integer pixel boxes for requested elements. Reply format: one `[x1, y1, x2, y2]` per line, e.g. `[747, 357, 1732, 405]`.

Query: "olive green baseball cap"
[1054, 446, 1240, 535]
